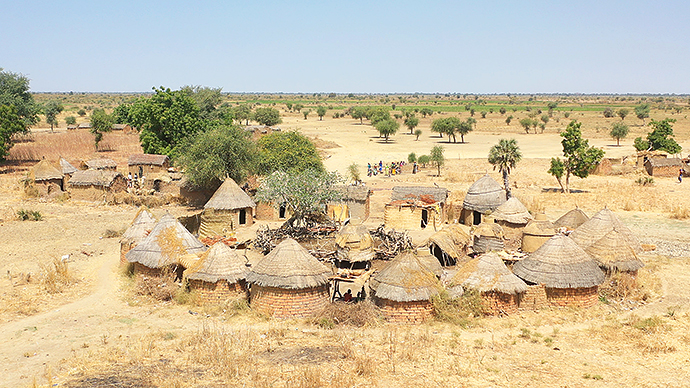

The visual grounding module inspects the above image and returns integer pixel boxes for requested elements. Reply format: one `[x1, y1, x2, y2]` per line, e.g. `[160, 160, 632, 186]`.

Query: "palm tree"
[488, 139, 522, 198]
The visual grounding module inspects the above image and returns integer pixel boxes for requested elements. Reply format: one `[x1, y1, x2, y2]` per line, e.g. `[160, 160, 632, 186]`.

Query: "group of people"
[367, 160, 408, 177]
[127, 172, 145, 189]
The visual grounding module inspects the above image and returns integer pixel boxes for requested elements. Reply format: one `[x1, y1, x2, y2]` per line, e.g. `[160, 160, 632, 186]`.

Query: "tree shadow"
[541, 187, 589, 194]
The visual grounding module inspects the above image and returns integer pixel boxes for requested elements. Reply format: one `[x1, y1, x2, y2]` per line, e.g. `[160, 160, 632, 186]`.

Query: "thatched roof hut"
[569, 208, 642, 254]
[31, 160, 63, 182]
[128, 154, 170, 177]
[246, 238, 331, 318]
[185, 242, 249, 303]
[491, 197, 532, 225]
[59, 157, 78, 176]
[205, 178, 256, 210]
[119, 208, 157, 265]
[385, 186, 448, 231]
[553, 208, 589, 231]
[521, 214, 556, 253]
[473, 219, 505, 254]
[334, 224, 374, 270]
[68, 169, 124, 188]
[427, 224, 471, 266]
[328, 185, 372, 222]
[200, 178, 256, 237]
[463, 174, 506, 214]
[585, 229, 645, 274]
[84, 158, 117, 170]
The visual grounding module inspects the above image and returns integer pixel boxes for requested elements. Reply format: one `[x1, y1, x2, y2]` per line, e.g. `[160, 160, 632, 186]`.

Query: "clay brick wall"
[189, 279, 248, 304]
[374, 297, 434, 323]
[133, 262, 163, 277]
[384, 205, 442, 231]
[250, 285, 330, 319]
[546, 286, 599, 308]
[481, 291, 520, 316]
[496, 221, 526, 250]
[519, 284, 548, 311]
[120, 241, 135, 266]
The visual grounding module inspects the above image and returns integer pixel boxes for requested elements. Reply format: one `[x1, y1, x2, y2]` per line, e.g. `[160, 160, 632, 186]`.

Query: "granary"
[569, 207, 642, 254]
[119, 208, 157, 265]
[449, 252, 528, 315]
[473, 218, 505, 254]
[128, 154, 170, 178]
[490, 196, 533, 246]
[427, 224, 471, 266]
[521, 213, 556, 253]
[30, 159, 64, 195]
[246, 238, 331, 319]
[416, 248, 444, 278]
[59, 157, 78, 178]
[584, 228, 645, 280]
[68, 169, 127, 200]
[327, 185, 371, 222]
[553, 207, 589, 231]
[199, 178, 256, 238]
[384, 186, 448, 231]
[334, 224, 374, 274]
[184, 242, 249, 304]
[126, 213, 206, 278]
[644, 158, 686, 177]
[513, 234, 605, 308]
[460, 174, 507, 226]
[83, 158, 117, 171]
[369, 251, 441, 323]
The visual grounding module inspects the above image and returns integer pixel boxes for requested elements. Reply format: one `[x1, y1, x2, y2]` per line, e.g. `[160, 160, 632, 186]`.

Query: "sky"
[1, 0, 689, 94]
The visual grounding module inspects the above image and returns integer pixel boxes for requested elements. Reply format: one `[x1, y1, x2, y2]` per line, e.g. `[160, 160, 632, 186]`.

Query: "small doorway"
[421, 209, 428, 229]
[239, 209, 247, 225]
[278, 203, 287, 219]
[138, 166, 144, 178]
[473, 211, 482, 225]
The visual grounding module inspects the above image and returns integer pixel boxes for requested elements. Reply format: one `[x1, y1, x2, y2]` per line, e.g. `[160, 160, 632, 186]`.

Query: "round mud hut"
[473, 219, 505, 254]
[126, 213, 207, 278]
[427, 224, 471, 267]
[491, 197, 533, 247]
[461, 174, 506, 226]
[553, 208, 589, 231]
[246, 238, 331, 319]
[521, 213, 556, 253]
[199, 178, 256, 238]
[369, 252, 441, 323]
[513, 234, 605, 309]
[334, 224, 374, 274]
[449, 252, 528, 315]
[184, 242, 249, 304]
[569, 208, 642, 254]
[30, 159, 64, 195]
[585, 228, 645, 280]
[119, 208, 157, 265]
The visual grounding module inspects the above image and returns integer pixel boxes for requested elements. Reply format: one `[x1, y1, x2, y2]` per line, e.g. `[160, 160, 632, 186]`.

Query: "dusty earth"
[2, 107, 690, 387]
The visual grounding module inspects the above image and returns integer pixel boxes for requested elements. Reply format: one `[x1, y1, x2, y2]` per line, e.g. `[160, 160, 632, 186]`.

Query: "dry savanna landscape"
[3, 93, 690, 388]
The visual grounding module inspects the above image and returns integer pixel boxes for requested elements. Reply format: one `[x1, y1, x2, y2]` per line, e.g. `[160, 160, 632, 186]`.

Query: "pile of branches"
[371, 224, 414, 260]
[253, 214, 338, 255]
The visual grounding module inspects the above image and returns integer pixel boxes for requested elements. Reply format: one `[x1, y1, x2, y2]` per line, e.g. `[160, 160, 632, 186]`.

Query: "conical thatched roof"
[523, 214, 556, 237]
[417, 250, 444, 278]
[463, 174, 506, 213]
[185, 242, 248, 283]
[120, 208, 157, 245]
[569, 208, 642, 253]
[204, 178, 256, 210]
[585, 229, 645, 272]
[126, 213, 206, 268]
[335, 224, 374, 250]
[31, 160, 63, 181]
[450, 252, 528, 294]
[491, 197, 533, 224]
[246, 238, 331, 289]
[427, 224, 470, 263]
[474, 220, 505, 238]
[513, 234, 604, 288]
[554, 208, 589, 230]
[59, 157, 78, 175]
[370, 252, 441, 302]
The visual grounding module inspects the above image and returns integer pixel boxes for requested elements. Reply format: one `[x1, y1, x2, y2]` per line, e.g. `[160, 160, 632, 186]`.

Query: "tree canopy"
[634, 118, 681, 154]
[350, 106, 367, 124]
[635, 103, 650, 123]
[0, 105, 25, 160]
[316, 106, 327, 120]
[257, 131, 323, 175]
[404, 115, 419, 134]
[548, 120, 605, 193]
[181, 85, 222, 121]
[0, 69, 39, 129]
[43, 100, 64, 131]
[90, 108, 113, 150]
[430, 146, 444, 176]
[488, 139, 522, 198]
[253, 107, 282, 126]
[609, 122, 629, 146]
[374, 119, 399, 142]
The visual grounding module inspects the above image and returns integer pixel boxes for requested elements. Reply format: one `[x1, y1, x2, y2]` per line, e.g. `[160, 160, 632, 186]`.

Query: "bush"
[40, 258, 74, 293]
[418, 154, 430, 167]
[635, 176, 654, 186]
[311, 301, 380, 328]
[431, 289, 485, 327]
[17, 209, 42, 221]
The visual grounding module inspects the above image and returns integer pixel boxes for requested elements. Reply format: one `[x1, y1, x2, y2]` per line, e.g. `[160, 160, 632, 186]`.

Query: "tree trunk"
[565, 171, 571, 194]
[437, 163, 441, 177]
[503, 169, 511, 198]
[617, 137, 620, 146]
[461, 134, 465, 143]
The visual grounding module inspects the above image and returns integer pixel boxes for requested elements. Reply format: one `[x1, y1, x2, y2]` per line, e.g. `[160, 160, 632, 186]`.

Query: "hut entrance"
[421, 209, 429, 229]
[239, 209, 247, 225]
[138, 166, 144, 178]
[279, 203, 287, 219]
[430, 244, 454, 266]
[473, 211, 482, 225]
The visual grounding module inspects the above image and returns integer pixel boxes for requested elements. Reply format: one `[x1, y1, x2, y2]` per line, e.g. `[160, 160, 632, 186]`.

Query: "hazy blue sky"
[2, 0, 689, 93]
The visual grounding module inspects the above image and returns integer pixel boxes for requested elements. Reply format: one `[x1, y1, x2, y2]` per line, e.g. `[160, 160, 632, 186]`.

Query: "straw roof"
[585, 229, 645, 272]
[59, 157, 78, 175]
[391, 186, 448, 203]
[335, 224, 374, 250]
[68, 170, 123, 187]
[245, 238, 331, 289]
[30, 160, 63, 181]
[646, 158, 683, 167]
[185, 242, 248, 283]
[369, 252, 441, 302]
[128, 153, 169, 166]
[417, 251, 444, 277]
[513, 234, 604, 288]
[474, 220, 505, 238]
[523, 214, 556, 237]
[427, 224, 470, 263]
[463, 174, 506, 213]
[569, 208, 642, 253]
[126, 213, 206, 268]
[450, 252, 528, 295]
[85, 158, 117, 170]
[120, 208, 157, 245]
[333, 185, 371, 202]
[491, 197, 533, 224]
[554, 208, 589, 230]
[204, 178, 256, 210]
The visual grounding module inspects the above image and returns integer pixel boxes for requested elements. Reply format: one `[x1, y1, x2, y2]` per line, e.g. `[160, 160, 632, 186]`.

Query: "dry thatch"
[569, 208, 642, 253]
[450, 252, 528, 294]
[128, 153, 169, 166]
[333, 185, 371, 202]
[462, 174, 506, 213]
[513, 234, 604, 288]
[369, 251, 441, 302]
[474, 220, 504, 238]
[120, 208, 157, 245]
[491, 197, 533, 225]
[126, 213, 206, 269]
[245, 238, 331, 289]
[59, 157, 78, 175]
[30, 160, 63, 181]
[204, 178, 256, 210]
[553, 208, 589, 230]
[523, 214, 556, 237]
[391, 186, 448, 203]
[417, 250, 444, 278]
[427, 224, 470, 266]
[185, 242, 248, 283]
[585, 229, 645, 272]
[335, 224, 374, 250]
[68, 170, 123, 187]
[85, 158, 117, 170]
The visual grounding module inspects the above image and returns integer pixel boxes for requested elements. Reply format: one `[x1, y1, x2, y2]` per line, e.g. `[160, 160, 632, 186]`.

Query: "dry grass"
[133, 274, 177, 302]
[40, 258, 76, 294]
[311, 301, 381, 328]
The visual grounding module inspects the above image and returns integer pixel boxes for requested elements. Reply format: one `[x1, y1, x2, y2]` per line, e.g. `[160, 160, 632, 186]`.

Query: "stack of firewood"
[371, 224, 414, 260]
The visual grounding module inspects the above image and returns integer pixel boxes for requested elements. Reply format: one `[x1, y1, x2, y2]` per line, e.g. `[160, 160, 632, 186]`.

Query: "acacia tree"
[548, 120, 605, 193]
[488, 139, 522, 198]
[414, 129, 422, 141]
[404, 115, 419, 134]
[234, 104, 252, 125]
[519, 118, 535, 134]
[610, 122, 629, 146]
[254, 107, 282, 126]
[430, 146, 445, 176]
[635, 103, 650, 124]
[44, 100, 64, 131]
[375, 119, 399, 142]
[431, 117, 459, 142]
[90, 109, 113, 150]
[350, 106, 367, 124]
[257, 131, 323, 175]
[316, 106, 327, 120]
[617, 108, 629, 121]
[0, 105, 25, 160]
[633, 118, 681, 154]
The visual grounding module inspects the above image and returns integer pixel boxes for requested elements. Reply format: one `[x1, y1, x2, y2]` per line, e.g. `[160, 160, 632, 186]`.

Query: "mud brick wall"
[250, 285, 329, 319]
[120, 241, 136, 266]
[482, 291, 519, 316]
[384, 205, 442, 231]
[546, 286, 599, 308]
[133, 262, 163, 277]
[519, 284, 548, 311]
[374, 297, 434, 323]
[189, 279, 248, 304]
[496, 221, 526, 251]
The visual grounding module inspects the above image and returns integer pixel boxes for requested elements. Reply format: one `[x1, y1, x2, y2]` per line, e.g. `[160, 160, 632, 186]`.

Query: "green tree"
[488, 139, 522, 198]
[112, 103, 131, 124]
[645, 118, 681, 154]
[540, 114, 549, 125]
[407, 152, 417, 163]
[505, 115, 513, 125]
[90, 108, 113, 150]
[635, 103, 650, 124]
[254, 107, 282, 126]
[617, 108, 629, 120]
[44, 100, 64, 131]
[457, 119, 473, 143]
[182, 85, 222, 121]
[610, 122, 629, 146]
[350, 106, 367, 124]
[430, 146, 445, 176]
[404, 115, 419, 134]
[234, 104, 253, 125]
[366, 106, 391, 125]
[374, 119, 399, 142]
[65, 116, 76, 125]
[420, 107, 433, 118]
[499, 107, 507, 115]
[548, 120, 605, 193]
[603, 107, 615, 118]
[302, 109, 311, 120]
[178, 125, 257, 189]
[77, 108, 86, 117]
[414, 129, 422, 141]
[0, 105, 25, 160]
[257, 131, 323, 175]
[0, 69, 40, 129]
[418, 154, 430, 167]
[316, 106, 327, 121]
[519, 118, 535, 134]
[431, 117, 460, 142]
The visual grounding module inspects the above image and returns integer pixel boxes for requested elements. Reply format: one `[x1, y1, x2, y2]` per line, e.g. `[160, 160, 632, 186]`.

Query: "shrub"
[635, 176, 654, 186]
[17, 209, 42, 221]
[40, 258, 75, 293]
[311, 301, 380, 328]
